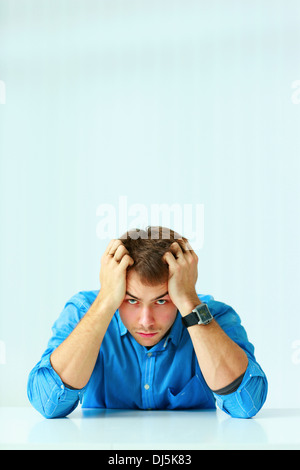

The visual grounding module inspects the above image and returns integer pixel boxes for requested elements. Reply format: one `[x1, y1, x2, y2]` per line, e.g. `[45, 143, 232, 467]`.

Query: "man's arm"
[49, 293, 115, 390]
[162, 241, 267, 417]
[163, 242, 248, 391]
[50, 239, 134, 389]
[28, 239, 134, 417]
[179, 304, 248, 391]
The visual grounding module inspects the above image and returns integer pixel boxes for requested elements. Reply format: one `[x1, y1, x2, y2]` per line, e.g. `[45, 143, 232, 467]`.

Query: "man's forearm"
[180, 300, 248, 391]
[50, 294, 115, 390]
[188, 319, 248, 390]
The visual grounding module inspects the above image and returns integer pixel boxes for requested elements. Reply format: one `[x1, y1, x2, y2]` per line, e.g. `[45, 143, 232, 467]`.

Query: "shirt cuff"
[29, 352, 86, 417]
[212, 358, 268, 418]
[211, 372, 245, 395]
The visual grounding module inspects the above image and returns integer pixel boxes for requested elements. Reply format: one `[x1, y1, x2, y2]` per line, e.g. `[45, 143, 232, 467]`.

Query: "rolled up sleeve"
[27, 294, 90, 418]
[27, 352, 86, 418]
[208, 300, 268, 419]
[213, 357, 268, 418]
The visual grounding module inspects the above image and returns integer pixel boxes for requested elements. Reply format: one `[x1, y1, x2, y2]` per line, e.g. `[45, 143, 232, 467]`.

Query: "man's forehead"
[126, 271, 169, 301]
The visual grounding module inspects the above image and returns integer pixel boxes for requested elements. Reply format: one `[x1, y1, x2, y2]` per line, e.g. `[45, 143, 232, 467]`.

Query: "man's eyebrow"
[125, 291, 169, 302]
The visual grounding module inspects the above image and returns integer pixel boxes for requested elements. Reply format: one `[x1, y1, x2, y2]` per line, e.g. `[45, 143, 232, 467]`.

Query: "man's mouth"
[137, 332, 158, 338]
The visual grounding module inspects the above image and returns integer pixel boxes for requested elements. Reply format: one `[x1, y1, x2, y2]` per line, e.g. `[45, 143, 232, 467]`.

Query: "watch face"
[195, 304, 212, 324]
[182, 304, 213, 328]
[201, 309, 212, 323]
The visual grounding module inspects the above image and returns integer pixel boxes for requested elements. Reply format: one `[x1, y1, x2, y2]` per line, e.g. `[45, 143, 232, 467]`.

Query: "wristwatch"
[181, 303, 213, 328]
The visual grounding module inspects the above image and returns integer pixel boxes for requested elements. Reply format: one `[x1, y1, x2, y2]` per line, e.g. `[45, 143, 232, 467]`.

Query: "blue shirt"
[27, 290, 268, 419]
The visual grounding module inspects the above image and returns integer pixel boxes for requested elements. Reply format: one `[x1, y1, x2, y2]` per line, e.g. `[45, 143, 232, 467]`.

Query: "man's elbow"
[216, 375, 268, 419]
[27, 369, 79, 419]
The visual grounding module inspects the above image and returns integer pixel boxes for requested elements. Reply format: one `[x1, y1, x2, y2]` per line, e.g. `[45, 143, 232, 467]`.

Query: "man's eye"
[127, 299, 138, 305]
[156, 299, 166, 305]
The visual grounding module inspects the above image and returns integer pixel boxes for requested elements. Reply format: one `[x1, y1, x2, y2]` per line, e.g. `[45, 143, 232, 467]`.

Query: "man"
[27, 226, 267, 418]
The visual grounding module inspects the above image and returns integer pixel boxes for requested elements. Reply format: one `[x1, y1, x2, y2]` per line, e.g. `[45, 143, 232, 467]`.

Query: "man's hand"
[98, 239, 134, 312]
[162, 241, 200, 315]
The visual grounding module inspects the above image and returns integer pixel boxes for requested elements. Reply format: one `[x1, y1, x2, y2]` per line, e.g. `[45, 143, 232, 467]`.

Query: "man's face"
[118, 270, 178, 347]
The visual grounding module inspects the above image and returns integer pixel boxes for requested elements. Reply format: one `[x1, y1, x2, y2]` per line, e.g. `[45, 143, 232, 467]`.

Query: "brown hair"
[119, 226, 188, 286]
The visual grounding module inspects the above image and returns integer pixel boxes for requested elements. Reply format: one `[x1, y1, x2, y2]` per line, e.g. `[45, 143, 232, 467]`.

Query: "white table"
[0, 407, 299, 450]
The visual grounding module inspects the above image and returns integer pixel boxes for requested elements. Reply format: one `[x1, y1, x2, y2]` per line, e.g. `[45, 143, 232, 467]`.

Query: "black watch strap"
[182, 311, 202, 328]
[181, 303, 213, 328]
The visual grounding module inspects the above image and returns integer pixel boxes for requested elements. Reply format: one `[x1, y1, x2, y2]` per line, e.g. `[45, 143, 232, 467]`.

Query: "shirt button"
[144, 384, 150, 390]
[60, 385, 64, 390]
[147, 352, 152, 358]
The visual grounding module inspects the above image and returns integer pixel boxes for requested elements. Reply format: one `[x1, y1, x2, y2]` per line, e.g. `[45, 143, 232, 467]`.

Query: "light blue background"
[0, 0, 299, 408]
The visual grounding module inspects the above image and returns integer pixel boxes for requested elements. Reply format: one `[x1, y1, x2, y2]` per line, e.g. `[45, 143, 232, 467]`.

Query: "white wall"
[0, 0, 299, 408]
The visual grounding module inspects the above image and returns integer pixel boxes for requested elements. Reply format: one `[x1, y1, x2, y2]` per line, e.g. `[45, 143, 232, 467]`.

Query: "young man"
[27, 227, 267, 418]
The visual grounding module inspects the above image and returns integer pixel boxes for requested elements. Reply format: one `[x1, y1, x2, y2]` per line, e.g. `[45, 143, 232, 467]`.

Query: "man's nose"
[139, 306, 155, 328]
